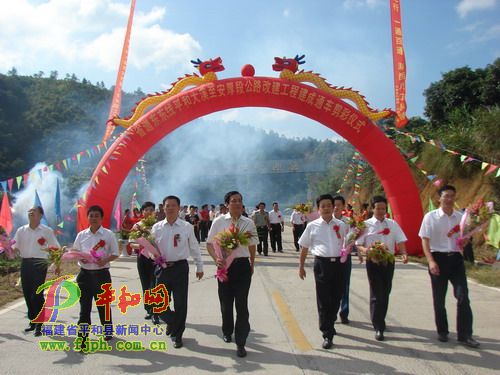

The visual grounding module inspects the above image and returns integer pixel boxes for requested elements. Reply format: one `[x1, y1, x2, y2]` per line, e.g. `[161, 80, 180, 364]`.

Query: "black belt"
[80, 268, 110, 273]
[432, 252, 460, 257]
[232, 257, 249, 263]
[164, 259, 187, 268]
[315, 256, 341, 262]
[293, 224, 304, 227]
[257, 225, 268, 229]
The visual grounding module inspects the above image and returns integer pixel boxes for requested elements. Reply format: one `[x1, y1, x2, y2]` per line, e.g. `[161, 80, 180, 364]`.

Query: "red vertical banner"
[101, 0, 136, 143]
[390, 0, 408, 128]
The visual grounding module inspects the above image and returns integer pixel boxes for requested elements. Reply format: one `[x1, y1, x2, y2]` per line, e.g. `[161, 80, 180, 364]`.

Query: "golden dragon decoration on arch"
[112, 57, 224, 128]
[272, 54, 393, 121]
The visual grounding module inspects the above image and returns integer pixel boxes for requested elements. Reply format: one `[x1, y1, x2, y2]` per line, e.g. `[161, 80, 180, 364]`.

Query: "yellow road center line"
[272, 290, 312, 352]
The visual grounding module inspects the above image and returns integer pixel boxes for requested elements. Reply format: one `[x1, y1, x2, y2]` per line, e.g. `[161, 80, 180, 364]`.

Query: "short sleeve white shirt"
[418, 208, 462, 253]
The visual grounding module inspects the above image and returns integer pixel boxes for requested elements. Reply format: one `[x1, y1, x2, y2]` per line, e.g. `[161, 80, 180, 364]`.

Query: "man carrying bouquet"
[151, 195, 204, 349]
[418, 185, 480, 348]
[298, 194, 347, 350]
[131, 201, 157, 321]
[355, 196, 407, 342]
[73, 205, 119, 350]
[207, 191, 258, 358]
[14, 206, 60, 337]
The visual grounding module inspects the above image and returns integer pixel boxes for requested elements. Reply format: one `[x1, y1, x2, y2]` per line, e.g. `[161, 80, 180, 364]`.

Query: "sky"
[1, 0, 499, 140]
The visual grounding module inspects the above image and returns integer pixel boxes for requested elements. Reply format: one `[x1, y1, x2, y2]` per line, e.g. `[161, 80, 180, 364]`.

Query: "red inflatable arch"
[79, 75, 423, 254]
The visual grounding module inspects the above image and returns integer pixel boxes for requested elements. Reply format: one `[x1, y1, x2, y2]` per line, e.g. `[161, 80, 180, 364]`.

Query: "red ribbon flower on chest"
[447, 225, 460, 237]
[37, 237, 47, 247]
[377, 228, 391, 236]
[173, 234, 181, 247]
[333, 225, 341, 239]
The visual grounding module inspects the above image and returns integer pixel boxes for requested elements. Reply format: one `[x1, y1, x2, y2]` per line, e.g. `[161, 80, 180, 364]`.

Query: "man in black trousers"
[73, 205, 119, 351]
[151, 195, 204, 349]
[298, 194, 347, 349]
[132, 202, 157, 321]
[419, 185, 480, 348]
[207, 191, 258, 358]
[14, 206, 60, 336]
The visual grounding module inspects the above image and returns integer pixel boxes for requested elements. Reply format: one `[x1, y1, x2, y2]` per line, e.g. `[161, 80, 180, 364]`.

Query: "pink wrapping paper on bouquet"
[213, 239, 236, 282]
[0, 234, 16, 259]
[61, 250, 100, 263]
[135, 237, 166, 268]
[456, 201, 494, 250]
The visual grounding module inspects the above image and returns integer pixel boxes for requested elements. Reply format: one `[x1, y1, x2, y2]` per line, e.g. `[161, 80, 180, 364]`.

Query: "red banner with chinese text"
[390, 0, 408, 128]
[101, 0, 136, 143]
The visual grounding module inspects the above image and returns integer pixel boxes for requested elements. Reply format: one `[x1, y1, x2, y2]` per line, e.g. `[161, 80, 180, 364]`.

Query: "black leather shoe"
[278, 250, 284, 253]
[144, 313, 152, 320]
[375, 330, 384, 341]
[24, 324, 36, 332]
[341, 317, 350, 324]
[34, 327, 43, 337]
[458, 337, 480, 348]
[236, 346, 247, 357]
[438, 333, 449, 342]
[152, 315, 160, 325]
[322, 338, 333, 349]
[223, 335, 232, 343]
[173, 339, 183, 349]
[104, 335, 113, 341]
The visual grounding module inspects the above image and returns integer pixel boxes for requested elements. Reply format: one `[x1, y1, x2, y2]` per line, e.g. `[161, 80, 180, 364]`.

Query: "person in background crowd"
[199, 204, 210, 242]
[156, 203, 166, 221]
[185, 205, 201, 243]
[269, 202, 284, 253]
[252, 202, 270, 256]
[290, 206, 306, 252]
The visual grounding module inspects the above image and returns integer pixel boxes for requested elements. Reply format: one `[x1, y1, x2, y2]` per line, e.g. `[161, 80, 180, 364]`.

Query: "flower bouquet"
[0, 226, 16, 259]
[128, 216, 165, 267]
[456, 199, 494, 249]
[294, 202, 312, 214]
[213, 223, 253, 282]
[61, 240, 106, 264]
[43, 246, 66, 276]
[366, 241, 395, 266]
[340, 215, 366, 263]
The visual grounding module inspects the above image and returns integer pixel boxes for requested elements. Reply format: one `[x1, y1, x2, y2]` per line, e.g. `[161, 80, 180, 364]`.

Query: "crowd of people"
[9, 184, 481, 359]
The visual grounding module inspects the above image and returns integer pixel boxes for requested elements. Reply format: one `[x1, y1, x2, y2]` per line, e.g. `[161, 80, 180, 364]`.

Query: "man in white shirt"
[290, 207, 306, 251]
[418, 185, 479, 348]
[73, 205, 119, 350]
[356, 196, 408, 342]
[207, 191, 258, 358]
[269, 202, 284, 253]
[298, 194, 347, 349]
[151, 195, 204, 349]
[14, 206, 60, 337]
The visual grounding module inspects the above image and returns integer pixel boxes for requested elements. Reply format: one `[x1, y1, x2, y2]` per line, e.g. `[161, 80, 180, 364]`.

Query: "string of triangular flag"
[337, 151, 366, 202]
[0, 137, 117, 193]
[382, 125, 499, 178]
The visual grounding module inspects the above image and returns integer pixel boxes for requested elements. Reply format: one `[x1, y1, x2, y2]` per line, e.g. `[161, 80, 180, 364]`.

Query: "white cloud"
[283, 8, 290, 17]
[0, 0, 201, 72]
[456, 0, 496, 18]
[342, 0, 383, 10]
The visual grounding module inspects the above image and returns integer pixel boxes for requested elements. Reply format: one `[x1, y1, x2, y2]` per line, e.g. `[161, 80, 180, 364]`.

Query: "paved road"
[0, 229, 499, 374]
